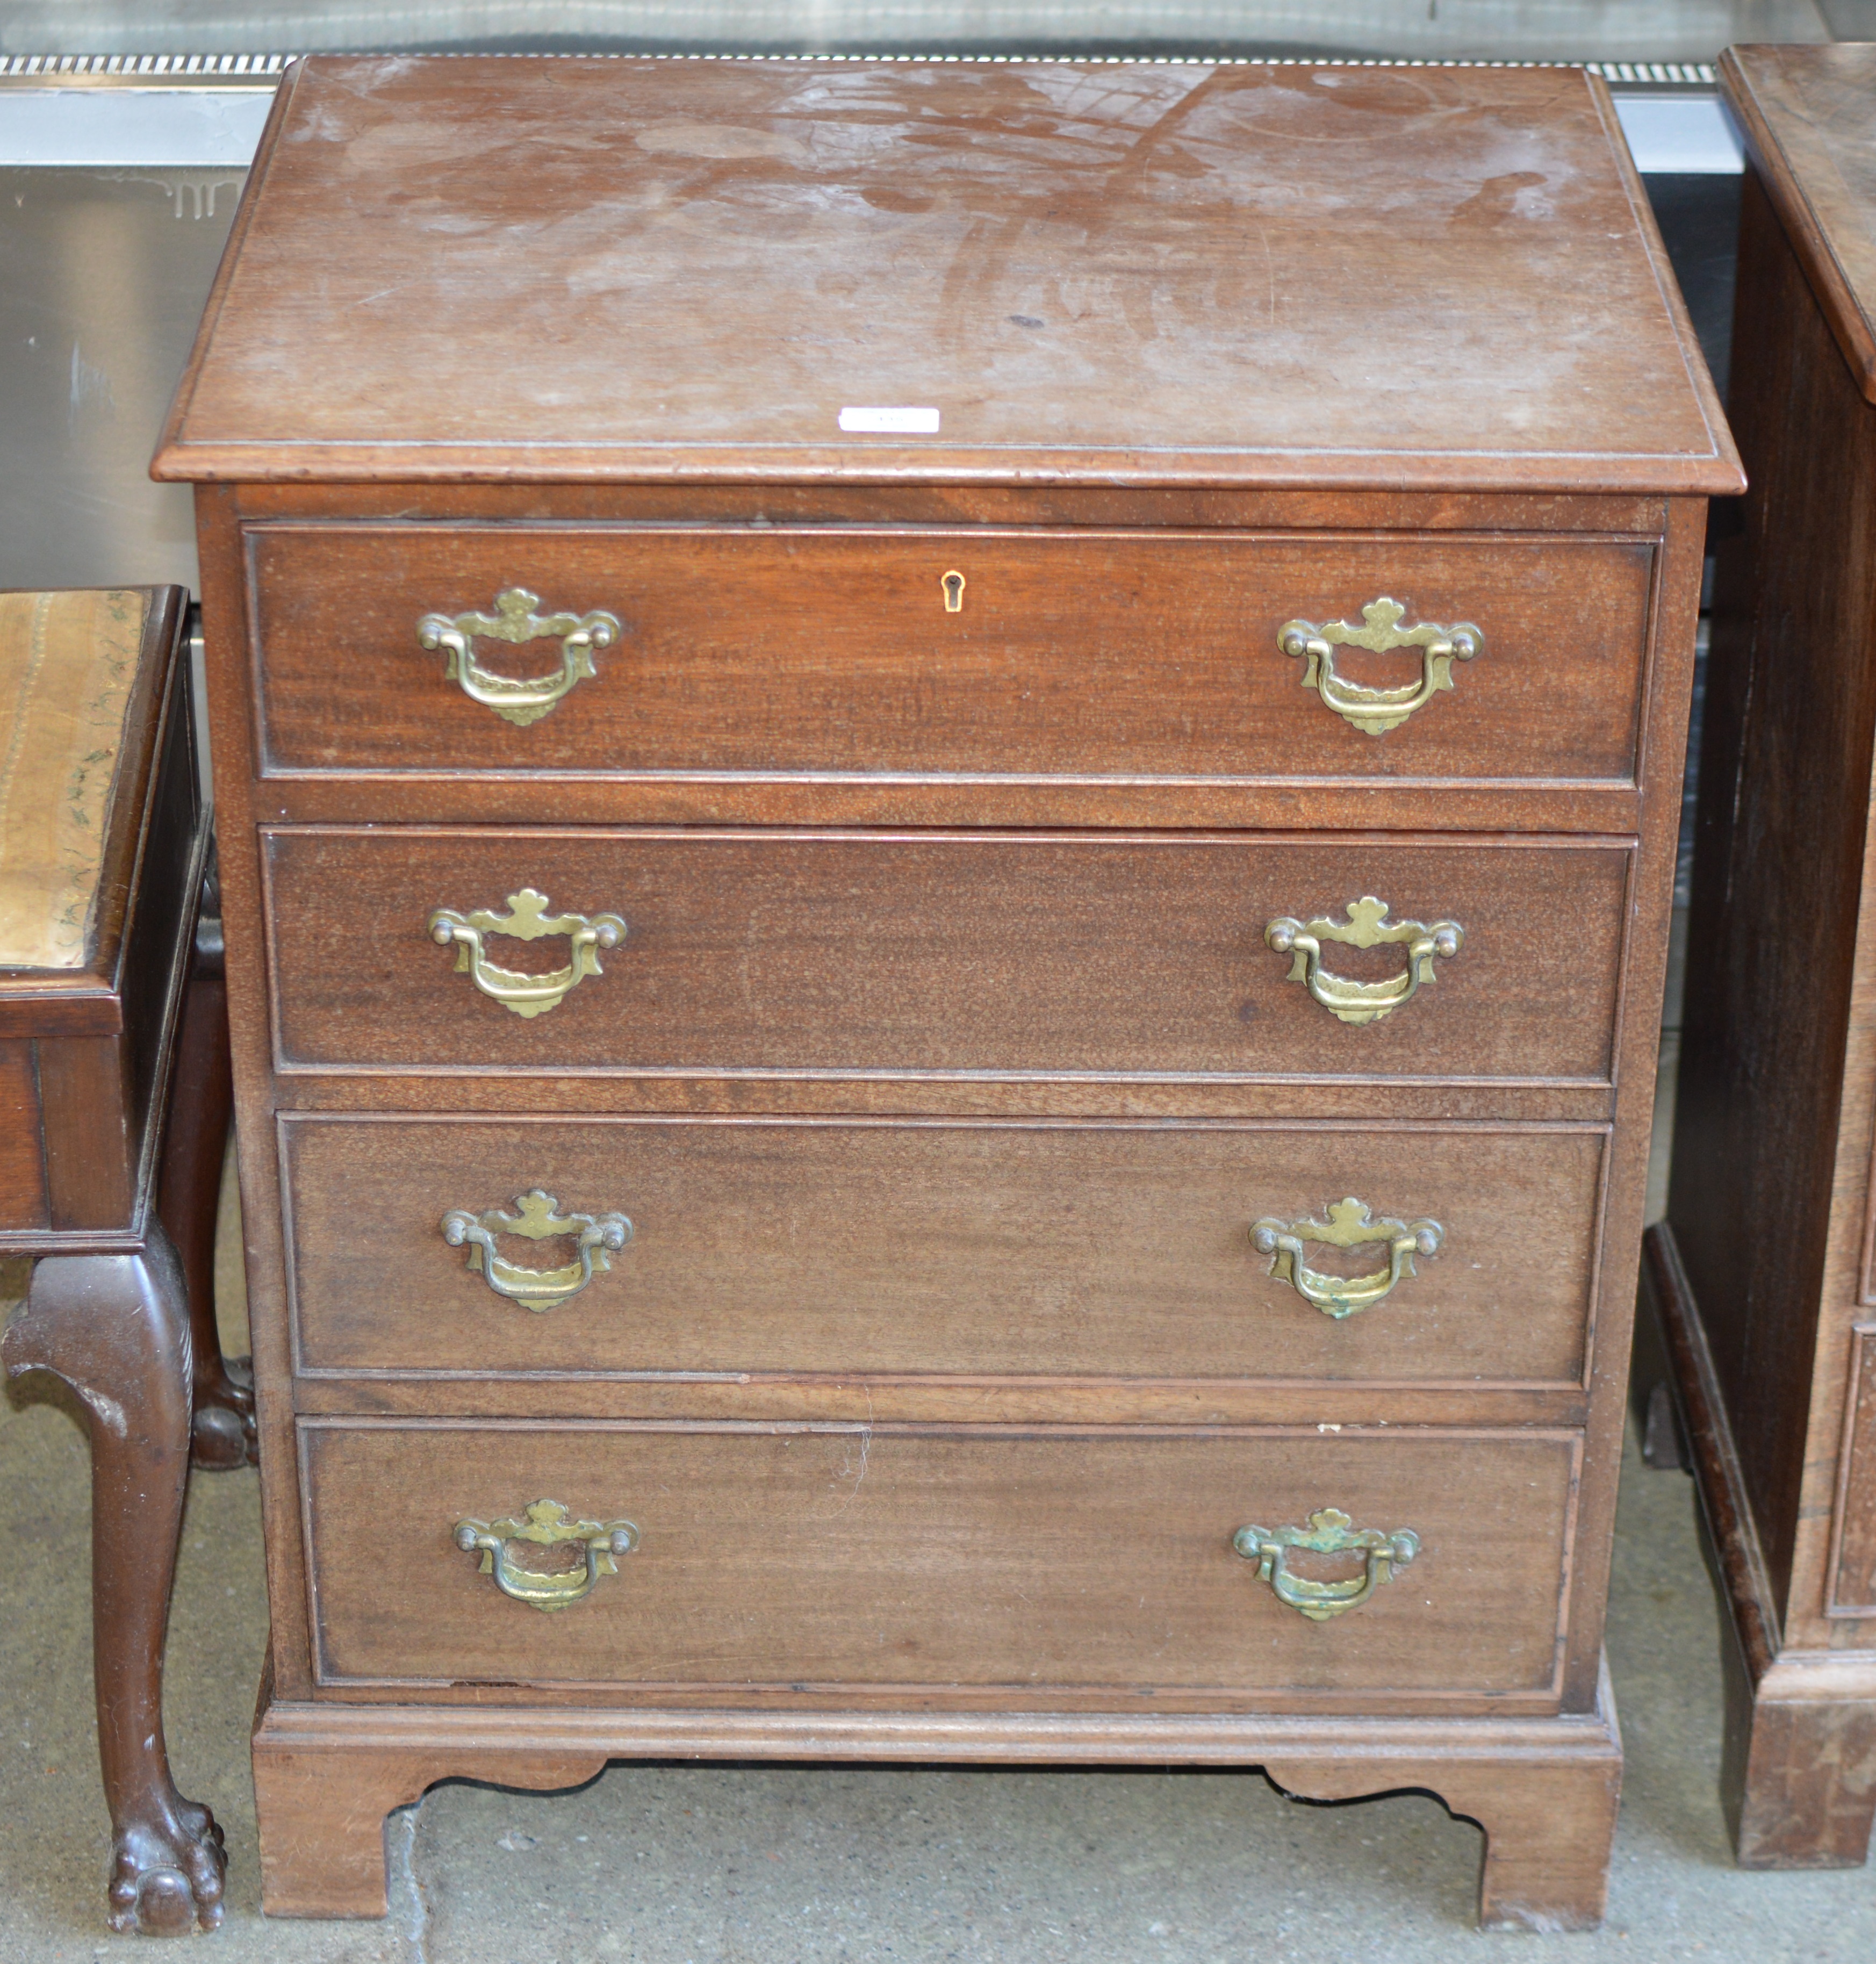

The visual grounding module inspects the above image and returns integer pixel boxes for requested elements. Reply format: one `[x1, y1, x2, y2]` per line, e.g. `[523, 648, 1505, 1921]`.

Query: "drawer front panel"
[249, 525, 1654, 785]
[265, 829, 1629, 1084]
[286, 1117, 1605, 1386]
[302, 1421, 1578, 1700]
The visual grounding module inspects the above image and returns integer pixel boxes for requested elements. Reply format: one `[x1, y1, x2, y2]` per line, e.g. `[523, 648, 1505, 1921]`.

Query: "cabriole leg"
[157, 874, 255, 1472]
[3, 1225, 227, 1933]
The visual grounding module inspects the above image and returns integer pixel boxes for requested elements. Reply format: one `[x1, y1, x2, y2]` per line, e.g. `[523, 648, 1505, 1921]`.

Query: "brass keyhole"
[941, 570, 966, 613]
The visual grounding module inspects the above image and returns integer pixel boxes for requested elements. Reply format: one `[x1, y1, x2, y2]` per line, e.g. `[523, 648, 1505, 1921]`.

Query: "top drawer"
[246, 524, 1655, 787]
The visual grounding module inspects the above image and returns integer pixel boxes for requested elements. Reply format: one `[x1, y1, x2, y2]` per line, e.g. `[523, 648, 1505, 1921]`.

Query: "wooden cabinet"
[156, 54, 1738, 1930]
[1642, 42, 1876, 1871]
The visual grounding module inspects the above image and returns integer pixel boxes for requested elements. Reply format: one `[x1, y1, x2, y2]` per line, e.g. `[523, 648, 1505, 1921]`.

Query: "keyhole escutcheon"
[941, 570, 966, 613]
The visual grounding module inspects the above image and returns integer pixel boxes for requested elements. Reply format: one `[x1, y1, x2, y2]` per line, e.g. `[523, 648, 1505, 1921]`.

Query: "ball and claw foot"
[107, 1799, 226, 1936]
[189, 1355, 258, 1471]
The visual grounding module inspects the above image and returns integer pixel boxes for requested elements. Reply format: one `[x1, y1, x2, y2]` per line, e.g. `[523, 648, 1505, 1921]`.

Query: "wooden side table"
[1640, 42, 1876, 1871]
[0, 586, 250, 1934]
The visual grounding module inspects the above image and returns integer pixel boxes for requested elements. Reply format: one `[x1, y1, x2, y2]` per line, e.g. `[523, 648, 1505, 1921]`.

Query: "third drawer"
[284, 1114, 1606, 1386]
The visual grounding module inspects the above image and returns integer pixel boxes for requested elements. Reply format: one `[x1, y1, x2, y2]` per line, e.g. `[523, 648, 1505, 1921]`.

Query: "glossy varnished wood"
[0, 588, 234, 1932]
[1719, 44, 1876, 402]
[0, 1039, 46, 1226]
[1641, 43, 1876, 1871]
[250, 1685, 1623, 1929]
[281, 1113, 1605, 1391]
[163, 54, 1735, 1930]
[263, 827, 1631, 1086]
[249, 522, 1656, 788]
[155, 62, 1736, 497]
[298, 1420, 1579, 1710]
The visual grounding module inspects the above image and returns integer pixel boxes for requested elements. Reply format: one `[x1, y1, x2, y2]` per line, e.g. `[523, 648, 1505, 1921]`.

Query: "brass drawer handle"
[1252, 1198, 1442, 1320]
[428, 887, 626, 1019]
[417, 587, 620, 727]
[453, 1499, 638, 1612]
[1265, 895, 1462, 1027]
[1280, 597, 1482, 736]
[1233, 1508, 1420, 1622]
[441, 1189, 633, 1314]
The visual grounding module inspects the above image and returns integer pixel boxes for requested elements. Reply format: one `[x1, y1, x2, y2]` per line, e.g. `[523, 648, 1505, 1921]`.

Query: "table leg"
[3, 1223, 227, 1933]
[157, 886, 255, 1472]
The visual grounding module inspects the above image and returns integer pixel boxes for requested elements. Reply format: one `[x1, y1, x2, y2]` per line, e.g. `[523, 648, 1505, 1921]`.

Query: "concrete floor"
[5, 1063, 1875, 1959]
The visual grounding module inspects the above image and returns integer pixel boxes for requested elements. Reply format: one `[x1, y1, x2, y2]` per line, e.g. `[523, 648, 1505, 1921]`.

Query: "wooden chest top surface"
[156, 56, 1737, 495]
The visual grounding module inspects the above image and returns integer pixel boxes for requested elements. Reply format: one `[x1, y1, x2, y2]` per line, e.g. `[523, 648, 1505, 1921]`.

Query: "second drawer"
[264, 828, 1631, 1084]
[284, 1115, 1605, 1386]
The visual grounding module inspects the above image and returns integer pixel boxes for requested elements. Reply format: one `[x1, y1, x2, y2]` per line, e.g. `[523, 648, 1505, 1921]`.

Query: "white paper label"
[838, 405, 940, 434]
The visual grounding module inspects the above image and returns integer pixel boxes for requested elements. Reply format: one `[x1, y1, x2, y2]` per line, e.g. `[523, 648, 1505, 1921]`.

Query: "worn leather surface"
[0, 588, 148, 970]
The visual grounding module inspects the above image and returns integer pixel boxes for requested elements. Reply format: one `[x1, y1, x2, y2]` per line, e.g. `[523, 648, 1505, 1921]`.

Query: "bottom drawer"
[300, 1421, 1579, 1708]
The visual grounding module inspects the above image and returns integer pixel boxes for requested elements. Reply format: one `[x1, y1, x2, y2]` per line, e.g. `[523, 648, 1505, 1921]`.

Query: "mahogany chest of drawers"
[156, 55, 1740, 1930]
[1642, 41, 1876, 1870]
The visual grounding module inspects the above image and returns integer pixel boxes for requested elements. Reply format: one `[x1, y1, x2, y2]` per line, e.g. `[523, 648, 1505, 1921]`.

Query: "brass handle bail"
[417, 587, 620, 726]
[1265, 895, 1462, 1026]
[1251, 1198, 1442, 1320]
[1233, 1508, 1420, 1621]
[442, 1190, 633, 1313]
[428, 888, 626, 1019]
[453, 1499, 638, 1612]
[1280, 597, 1482, 735]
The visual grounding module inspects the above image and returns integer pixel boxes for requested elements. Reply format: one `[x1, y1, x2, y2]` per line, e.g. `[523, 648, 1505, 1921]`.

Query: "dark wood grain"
[1721, 45, 1876, 404]
[0, 1039, 46, 1227]
[168, 53, 1728, 1929]
[229, 479, 1672, 534]
[207, 486, 1677, 838]
[298, 1419, 1578, 1709]
[0, 587, 239, 1931]
[263, 827, 1630, 1085]
[281, 1113, 1604, 1389]
[248, 1687, 1622, 1929]
[154, 61, 1737, 497]
[38, 1035, 138, 1232]
[158, 867, 256, 1471]
[3, 1215, 226, 1934]
[1664, 162, 1876, 1613]
[1829, 1326, 1876, 1616]
[1636, 1229, 1876, 1866]
[1649, 62, 1876, 1864]
[250, 523, 1654, 787]
[114, 641, 203, 1196]
[4, 596, 206, 1246]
